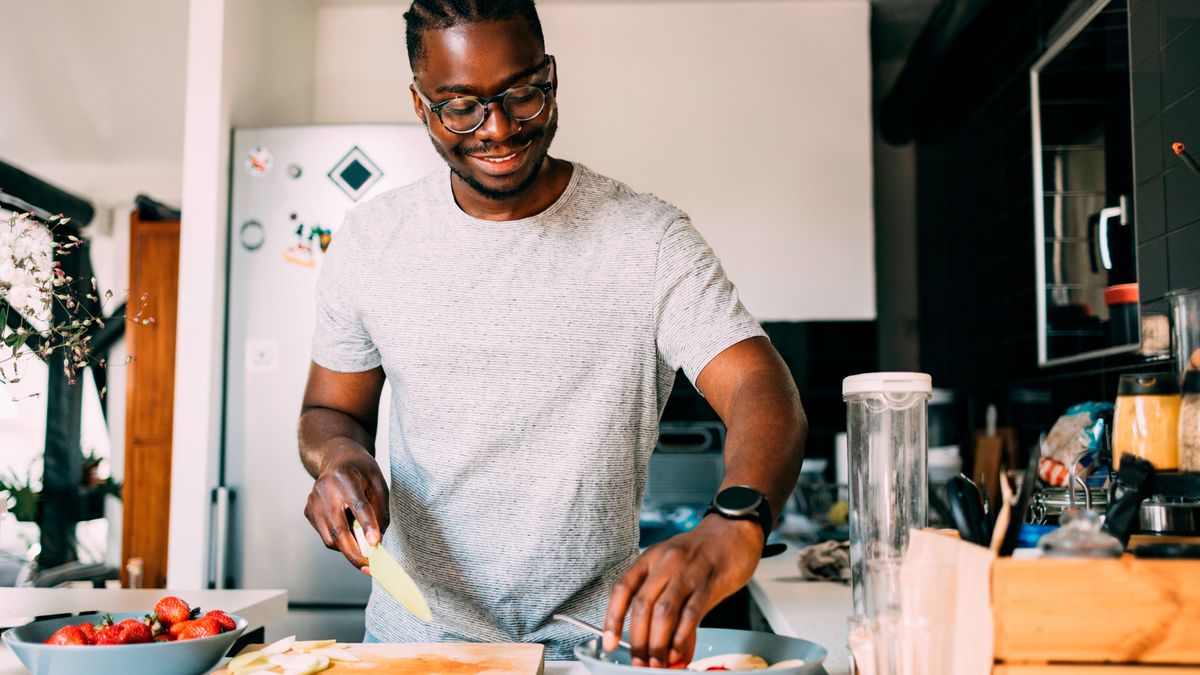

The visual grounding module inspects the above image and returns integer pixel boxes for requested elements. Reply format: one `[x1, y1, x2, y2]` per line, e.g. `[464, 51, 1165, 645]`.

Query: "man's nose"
[473, 101, 521, 143]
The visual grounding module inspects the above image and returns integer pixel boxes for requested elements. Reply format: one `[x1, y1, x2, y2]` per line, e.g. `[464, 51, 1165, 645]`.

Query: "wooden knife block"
[991, 557, 1200, 670]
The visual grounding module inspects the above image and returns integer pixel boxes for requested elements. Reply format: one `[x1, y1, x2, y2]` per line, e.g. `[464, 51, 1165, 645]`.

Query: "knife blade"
[353, 522, 433, 622]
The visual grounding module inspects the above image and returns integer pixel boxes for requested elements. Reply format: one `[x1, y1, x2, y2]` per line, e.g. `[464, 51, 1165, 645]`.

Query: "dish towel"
[796, 540, 851, 582]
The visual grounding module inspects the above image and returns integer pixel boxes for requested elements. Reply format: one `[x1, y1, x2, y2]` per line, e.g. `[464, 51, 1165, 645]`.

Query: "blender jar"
[844, 372, 932, 618]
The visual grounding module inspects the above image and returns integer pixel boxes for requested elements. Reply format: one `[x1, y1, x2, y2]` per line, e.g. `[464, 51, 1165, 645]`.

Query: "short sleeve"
[310, 212, 382, 372]
[654, 216, 766, 384]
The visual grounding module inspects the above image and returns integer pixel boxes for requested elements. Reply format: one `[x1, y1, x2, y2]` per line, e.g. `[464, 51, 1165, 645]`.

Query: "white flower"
[0, 259, 14, 284]
[4, 282, 40, 311]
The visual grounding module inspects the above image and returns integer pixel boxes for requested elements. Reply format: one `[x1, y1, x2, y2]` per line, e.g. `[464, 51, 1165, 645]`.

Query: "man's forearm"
[717, 368, 808, 521]
[298, 406, 377, 479]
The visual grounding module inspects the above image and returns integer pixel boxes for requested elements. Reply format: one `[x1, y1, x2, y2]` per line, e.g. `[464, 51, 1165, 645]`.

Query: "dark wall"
[902, 0, 1200, 447]
[662, 321, 877, 468]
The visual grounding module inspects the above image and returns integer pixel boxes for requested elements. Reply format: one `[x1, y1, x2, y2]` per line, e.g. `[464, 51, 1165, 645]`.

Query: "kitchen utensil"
[352, 522, 432, 622]
[1103, 453, 1157, 546]
[552, 613, 632, 651]
[1139, 496, 1200, 535]
[3, 611, 247, 675]
[990, 473, 1013, 553]
[574, 627, 827, 674]
[998, 454, 1039, 556]
[215, 642, 546, 674]
[946, 474, 989, 546]
[843, 372, 932, 617]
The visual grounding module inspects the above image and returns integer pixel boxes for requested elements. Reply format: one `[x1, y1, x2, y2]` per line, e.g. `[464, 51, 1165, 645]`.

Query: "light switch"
[246, 338, 279, 372]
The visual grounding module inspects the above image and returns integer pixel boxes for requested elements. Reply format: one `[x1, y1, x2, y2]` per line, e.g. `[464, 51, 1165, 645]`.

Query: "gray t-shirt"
[311, 162, 764, 658]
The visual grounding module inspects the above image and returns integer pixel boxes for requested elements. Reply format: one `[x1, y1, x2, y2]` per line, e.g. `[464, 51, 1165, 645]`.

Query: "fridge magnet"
[287, 163, 303, 179]
[327, 145, 383, 201]
[245, 147, 273, 177]
[283, 218, 315, 268]
[239, 219, 265, 251]
[312, 225, 332, 253]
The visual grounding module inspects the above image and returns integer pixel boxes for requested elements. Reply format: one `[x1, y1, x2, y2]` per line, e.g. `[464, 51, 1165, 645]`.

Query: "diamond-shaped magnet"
[327, 146, 383, 201]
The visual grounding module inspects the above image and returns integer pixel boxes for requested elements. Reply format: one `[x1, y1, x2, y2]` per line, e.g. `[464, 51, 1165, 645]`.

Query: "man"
[299, 0, 806, 667]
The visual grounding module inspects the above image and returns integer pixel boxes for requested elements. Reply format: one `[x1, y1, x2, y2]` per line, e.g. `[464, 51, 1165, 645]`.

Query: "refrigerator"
[221, 125, 444, 640]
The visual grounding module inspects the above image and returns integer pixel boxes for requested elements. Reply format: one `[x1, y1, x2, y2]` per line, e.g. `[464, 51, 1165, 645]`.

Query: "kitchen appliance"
[220, 125, 444, 640]
[639, 422, 725, 546]
[842, 372, 931, 618]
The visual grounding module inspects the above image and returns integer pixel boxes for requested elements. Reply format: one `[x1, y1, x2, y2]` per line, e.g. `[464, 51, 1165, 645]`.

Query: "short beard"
[430, 111, 559, 202]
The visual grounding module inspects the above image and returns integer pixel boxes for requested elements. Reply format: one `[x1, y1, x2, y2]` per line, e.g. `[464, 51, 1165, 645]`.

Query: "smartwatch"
[705, 486, 781, 556]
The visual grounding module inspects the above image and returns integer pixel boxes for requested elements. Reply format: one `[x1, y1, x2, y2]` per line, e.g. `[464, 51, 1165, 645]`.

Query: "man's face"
[410, 19, 558, 202]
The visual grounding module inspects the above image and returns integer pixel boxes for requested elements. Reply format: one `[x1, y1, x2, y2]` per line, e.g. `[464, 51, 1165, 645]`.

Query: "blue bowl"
[2, 611, 247, 675]
[575, 627, 827, 674]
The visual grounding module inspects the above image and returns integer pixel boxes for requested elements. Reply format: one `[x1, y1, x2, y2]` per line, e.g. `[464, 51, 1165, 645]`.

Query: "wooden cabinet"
[121, 213, 180, 588]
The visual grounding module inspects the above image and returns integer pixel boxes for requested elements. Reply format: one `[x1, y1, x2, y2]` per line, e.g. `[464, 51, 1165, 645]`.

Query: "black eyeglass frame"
[413, 56, 556, 135]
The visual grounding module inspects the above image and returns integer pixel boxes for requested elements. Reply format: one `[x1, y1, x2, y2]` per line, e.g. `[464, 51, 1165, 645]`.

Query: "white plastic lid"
[842, 372, 933, 396]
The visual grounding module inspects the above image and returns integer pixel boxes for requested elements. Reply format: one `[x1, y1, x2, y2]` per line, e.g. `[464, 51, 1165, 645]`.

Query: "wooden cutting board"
[213, 642, 545, 675]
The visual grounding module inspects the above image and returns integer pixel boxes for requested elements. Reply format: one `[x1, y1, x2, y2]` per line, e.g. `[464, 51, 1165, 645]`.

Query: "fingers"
[647, 580, 689, 667]
[670, 588, 709, 666]
[604, 562, 647, 652]
[626, 561, 673, 667]
[304, 462, 386, 569]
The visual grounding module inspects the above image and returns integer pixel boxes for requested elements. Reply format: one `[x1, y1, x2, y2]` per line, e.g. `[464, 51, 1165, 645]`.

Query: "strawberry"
[175, 616, 221, 641]
[95, 619, 152, 645]
[203, 610, 235, 632]
[76, 622, 97, 643]
[43, 625, 91, 646]
[153, 596, 196, 627]
[154, 634, 173, 642]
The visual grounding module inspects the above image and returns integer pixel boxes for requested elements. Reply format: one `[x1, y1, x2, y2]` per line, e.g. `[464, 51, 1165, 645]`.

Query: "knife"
[353, 521, 433, 622]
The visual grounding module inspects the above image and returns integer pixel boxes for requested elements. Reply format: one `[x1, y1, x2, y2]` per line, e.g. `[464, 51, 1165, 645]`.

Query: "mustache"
[453, 125, 546, 157]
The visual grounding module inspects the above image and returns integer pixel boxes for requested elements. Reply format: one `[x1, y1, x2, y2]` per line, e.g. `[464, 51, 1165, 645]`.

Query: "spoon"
[552, 613, 632, 651]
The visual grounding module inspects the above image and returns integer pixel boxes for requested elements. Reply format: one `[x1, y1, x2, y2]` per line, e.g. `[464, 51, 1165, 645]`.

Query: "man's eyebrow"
[434, 59, 547, 95]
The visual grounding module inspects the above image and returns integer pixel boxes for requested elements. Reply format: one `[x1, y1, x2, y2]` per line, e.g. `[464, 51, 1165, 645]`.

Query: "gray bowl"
[2, 611, 247, 675]
[574, 627, 827, 674]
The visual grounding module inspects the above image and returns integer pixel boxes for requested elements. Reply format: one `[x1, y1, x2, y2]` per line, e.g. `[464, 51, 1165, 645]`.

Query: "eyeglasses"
[413, 56, 555, 134]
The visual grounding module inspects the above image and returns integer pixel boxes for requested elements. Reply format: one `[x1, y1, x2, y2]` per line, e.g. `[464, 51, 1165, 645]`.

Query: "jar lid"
[843, 372, 932, 397]
[1117, 372, 1180, 396]
[1183, 371, 1200, 394]
[1104, 283, 1139, 306]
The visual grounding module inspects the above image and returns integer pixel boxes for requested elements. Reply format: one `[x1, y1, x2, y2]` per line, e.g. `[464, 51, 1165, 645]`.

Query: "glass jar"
[843, 372, 931, 618]
[1180, 372, 1200, 472]
[1114, 372, 1181, 471]
[1168, 289, 1200, 379]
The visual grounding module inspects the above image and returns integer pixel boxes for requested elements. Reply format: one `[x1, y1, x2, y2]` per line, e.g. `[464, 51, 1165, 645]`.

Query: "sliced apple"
[260, 635, 297, 655]
[767, 659, 807, 669]
[311, 647, 360, 661]
[227, 649, 267, 671]
[268, 653, 330, 674]
[290, 639, 336, 652]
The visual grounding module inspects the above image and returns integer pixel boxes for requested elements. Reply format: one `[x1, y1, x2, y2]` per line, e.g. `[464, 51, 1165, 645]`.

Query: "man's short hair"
[404, 0, 546, 72]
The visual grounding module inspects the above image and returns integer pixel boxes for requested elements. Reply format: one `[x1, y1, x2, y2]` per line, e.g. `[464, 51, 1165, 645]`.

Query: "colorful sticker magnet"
[245, 147, 273, 177]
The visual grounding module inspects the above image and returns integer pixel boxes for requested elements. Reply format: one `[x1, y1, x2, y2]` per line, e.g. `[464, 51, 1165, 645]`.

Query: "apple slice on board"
[353, 521, 434, 622]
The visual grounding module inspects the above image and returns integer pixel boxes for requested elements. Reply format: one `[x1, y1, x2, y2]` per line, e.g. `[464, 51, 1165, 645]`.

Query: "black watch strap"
[705, 486, 780, 557]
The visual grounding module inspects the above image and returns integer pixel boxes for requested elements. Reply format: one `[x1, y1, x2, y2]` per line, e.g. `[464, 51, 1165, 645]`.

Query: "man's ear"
[409, 84, 428, 125]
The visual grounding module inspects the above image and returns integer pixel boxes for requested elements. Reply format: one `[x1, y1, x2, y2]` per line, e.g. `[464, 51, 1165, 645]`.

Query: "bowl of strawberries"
[1, 596, 246, 675]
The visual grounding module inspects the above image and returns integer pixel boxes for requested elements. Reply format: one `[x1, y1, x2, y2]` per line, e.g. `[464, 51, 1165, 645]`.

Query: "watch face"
[717, 486, 761, 514]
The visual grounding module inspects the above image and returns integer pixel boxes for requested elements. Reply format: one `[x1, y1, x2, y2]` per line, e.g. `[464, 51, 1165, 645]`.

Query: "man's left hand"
[602, 515, 764, 668]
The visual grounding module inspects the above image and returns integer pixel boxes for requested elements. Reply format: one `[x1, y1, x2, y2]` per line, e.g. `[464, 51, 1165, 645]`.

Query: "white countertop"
[1, 543, 849, 675]
[0, 588, 287, 675]
[747, 541, 852, 675]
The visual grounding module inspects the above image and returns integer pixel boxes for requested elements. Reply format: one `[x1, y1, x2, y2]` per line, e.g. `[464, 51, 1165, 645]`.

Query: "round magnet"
[240, 219, 266, 251]
[245, 147, 273, 177]
[287, 164, 303, 179]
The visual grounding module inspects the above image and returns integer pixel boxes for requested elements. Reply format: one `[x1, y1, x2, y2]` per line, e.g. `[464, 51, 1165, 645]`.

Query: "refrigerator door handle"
[211, 486, 231, 589]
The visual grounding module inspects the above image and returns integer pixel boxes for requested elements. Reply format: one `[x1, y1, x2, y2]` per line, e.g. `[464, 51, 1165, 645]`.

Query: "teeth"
[480, 154, 516, 163]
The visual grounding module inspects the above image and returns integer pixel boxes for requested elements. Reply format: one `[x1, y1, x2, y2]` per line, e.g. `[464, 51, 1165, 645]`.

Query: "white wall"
[311, 0, 876, 321]
[169, 0, 317, 588]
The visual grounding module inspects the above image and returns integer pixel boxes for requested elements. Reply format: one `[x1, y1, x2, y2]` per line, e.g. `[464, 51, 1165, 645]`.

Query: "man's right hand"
[303, 438, 391, 570]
